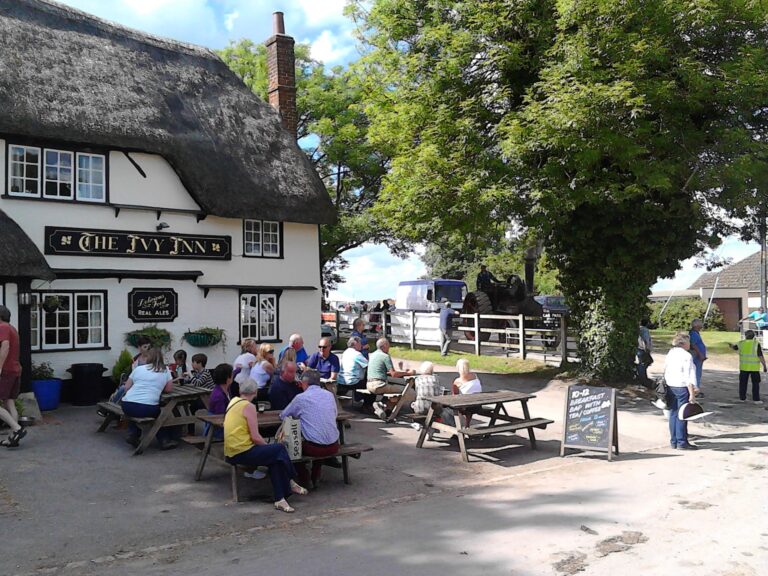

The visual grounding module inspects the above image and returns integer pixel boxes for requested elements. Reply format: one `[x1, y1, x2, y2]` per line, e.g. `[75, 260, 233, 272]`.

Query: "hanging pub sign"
[128, 288, 178, 323]
[45, 227, 231, 260]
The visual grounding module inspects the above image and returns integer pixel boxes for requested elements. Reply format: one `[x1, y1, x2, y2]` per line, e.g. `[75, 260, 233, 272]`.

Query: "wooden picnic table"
[97, 384, 210, 455]
[193, 409, 355, 482]
[415, 390, 554, 462]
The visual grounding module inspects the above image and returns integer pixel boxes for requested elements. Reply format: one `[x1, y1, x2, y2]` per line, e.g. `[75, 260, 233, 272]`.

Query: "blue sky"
[55, 0, 758, 302]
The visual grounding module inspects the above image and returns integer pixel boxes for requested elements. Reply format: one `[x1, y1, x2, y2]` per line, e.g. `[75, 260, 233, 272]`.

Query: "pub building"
[0, 1, 335, 396]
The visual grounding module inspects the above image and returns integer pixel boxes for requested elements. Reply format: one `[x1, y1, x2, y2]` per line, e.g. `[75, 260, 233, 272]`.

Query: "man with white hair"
[278, 333, 308, 367]
[338, 336, 368, 388]
[367, 338, 416, 420]
[688, 319, 706, 397]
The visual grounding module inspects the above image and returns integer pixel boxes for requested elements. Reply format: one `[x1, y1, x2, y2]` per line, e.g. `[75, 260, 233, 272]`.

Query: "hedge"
[648, 297, 725, 331]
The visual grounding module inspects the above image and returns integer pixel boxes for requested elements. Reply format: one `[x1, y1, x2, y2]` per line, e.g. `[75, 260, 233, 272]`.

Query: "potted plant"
[41, 295, 64, 313]
[125, 325, 172, 350]
[111, 349, 134, 384]
[183, 327, 227, 348]
[31, 361, 62, 411]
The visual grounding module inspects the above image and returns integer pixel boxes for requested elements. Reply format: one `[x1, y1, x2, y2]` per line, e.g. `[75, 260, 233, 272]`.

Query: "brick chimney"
[265, 12, 297, 138]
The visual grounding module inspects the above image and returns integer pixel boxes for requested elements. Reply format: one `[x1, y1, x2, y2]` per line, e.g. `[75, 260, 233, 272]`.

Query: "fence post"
[382, 311, 389, 340]
[559, 315, 568, 366]
[334, 310, 340, 338]
[518, 314, 526, 360]
[409, 310, 416, 350]
[474, 313, 481, 355]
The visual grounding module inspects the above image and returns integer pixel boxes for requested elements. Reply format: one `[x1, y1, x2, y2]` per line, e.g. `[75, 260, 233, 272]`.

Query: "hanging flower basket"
[125, 325, 172, 350]
[41, 296, 63, 313]
[183, 327, 226, 348]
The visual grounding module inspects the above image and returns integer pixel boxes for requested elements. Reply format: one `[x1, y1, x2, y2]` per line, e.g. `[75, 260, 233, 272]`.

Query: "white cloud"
[653, 237, 759, 291]
[294, 0, 350, 27]
[329, 244, 427, 302]
[308, 30, 356, 64]
[223, 11, 240, 32]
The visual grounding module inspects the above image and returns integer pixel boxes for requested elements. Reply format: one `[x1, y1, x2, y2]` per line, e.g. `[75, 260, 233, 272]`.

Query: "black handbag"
[654, 376, 669, 400]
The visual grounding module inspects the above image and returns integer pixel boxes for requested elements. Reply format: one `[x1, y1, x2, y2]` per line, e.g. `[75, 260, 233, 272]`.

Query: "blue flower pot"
[32, 378, 62, 411]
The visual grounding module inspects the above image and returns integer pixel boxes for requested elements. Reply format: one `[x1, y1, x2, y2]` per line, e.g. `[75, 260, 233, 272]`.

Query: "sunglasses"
[318, 345, 329, 349]
[266, 349, 275, 354]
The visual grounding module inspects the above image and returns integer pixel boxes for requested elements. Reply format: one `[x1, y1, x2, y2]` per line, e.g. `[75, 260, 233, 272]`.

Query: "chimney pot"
[273, 12, 285, 35]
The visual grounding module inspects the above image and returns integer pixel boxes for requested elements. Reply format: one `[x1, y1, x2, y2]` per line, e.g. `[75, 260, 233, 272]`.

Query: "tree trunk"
[572, 286, 646, 382]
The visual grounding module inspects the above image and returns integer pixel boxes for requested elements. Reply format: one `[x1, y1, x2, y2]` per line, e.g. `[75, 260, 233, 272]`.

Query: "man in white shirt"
[337, 336, 368, 388]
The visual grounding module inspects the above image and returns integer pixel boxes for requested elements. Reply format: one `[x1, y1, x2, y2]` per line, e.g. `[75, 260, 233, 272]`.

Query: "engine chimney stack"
[265, 12, 297, 138]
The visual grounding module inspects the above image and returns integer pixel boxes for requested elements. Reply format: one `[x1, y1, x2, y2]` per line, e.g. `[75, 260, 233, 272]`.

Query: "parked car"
[321, 323, 338, 346]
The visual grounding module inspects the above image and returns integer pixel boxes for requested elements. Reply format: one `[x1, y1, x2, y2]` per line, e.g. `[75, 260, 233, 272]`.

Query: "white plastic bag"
[277, 416, 302, 461]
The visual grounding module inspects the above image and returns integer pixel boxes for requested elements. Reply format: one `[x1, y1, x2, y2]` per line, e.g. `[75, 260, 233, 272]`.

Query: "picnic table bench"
[97, 384, 210, 455]
[193, 410, 371, 502]
[416, 390, 554, 462]
[354, 376, 416, 422]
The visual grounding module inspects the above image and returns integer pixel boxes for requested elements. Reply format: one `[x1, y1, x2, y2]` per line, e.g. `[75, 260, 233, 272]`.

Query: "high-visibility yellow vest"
[738, 339, 761, 372]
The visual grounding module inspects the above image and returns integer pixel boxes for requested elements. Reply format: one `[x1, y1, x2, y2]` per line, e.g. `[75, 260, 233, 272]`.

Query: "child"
[168, 349, 188, 382]
[189, 353, 214, 390]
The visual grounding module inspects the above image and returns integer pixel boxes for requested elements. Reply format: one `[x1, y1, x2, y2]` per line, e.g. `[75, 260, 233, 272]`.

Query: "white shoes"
[373, 401, 388, 421]
[290, 480, 308, 495]
[274, 498, 295, 513]
[244, 469, 266, 480]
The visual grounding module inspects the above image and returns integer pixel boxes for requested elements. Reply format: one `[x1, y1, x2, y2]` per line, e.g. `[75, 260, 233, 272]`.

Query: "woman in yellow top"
[224, 378, 307, 513]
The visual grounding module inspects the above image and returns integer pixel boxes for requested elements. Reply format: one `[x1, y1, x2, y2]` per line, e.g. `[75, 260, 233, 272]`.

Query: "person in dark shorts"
[0, 305, 26, 447]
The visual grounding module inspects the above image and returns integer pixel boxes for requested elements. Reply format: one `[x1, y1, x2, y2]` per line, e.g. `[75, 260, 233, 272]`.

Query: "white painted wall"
[0, 139, 323, 379]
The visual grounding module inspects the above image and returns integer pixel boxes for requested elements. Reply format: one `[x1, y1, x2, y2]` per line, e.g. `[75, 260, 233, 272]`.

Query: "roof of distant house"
[0, 210, 55, 281]
[688, 251, 761, 290]
[0, 0, 335, 225]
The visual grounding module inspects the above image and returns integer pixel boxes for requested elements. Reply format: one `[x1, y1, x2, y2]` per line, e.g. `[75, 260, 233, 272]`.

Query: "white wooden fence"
[322, 310, 579, 365]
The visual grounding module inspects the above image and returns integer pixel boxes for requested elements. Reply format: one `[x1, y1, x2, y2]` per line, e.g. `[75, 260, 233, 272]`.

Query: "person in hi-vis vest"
[729, 330, 766, 404]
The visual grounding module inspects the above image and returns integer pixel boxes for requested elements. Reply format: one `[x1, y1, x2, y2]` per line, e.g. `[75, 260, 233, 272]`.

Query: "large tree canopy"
[219, 40, 407, 295]
[349, 0, 768, 378]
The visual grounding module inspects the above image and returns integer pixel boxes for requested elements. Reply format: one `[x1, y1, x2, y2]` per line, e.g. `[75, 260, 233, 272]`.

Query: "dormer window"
[6, 142, 106, 203]
[243, 219, 282, 258]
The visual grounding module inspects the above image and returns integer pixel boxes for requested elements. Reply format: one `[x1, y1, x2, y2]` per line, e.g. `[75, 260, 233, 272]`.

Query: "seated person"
[412, 361, 442, 415]
[269, 361, 301, 411]
[447, 358, 483, 427]
[206, 363, 234, 440]
[366, 338, 416, 421]
[306, 338, 340, 380]
[279, 369, 339, 489]
[337, 336, 368, 392]
[121, 347, 176, 450]
[224, 378, 307, 513]
[168, 349, 188, 381]
[189, 353, 214, 390]
[452, 358, 483, 395]
[232, 338, 258, 392]
[249, 343, 276, 401]
[278, 333, 309, 369]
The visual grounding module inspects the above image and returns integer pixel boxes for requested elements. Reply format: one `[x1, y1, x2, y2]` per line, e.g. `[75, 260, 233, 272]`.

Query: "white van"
[394, 279, 467, 312]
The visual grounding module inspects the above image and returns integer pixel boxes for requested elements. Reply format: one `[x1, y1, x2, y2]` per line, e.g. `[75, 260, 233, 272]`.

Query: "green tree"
[350, 0, 768, 379]
[218, 40, 406, 295]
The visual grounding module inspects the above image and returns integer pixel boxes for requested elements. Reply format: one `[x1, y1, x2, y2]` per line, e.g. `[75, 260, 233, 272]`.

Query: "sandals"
[2, 427, 27, 448]
[290, 480, 308, 495]
[274, 498, 295, 513]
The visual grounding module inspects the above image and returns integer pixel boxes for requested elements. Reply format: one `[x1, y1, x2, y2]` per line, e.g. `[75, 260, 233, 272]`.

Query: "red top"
[0, 322, 21, 375]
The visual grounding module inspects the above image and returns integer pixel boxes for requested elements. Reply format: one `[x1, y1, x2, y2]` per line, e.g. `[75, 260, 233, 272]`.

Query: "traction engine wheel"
[462, 291, 497, 342]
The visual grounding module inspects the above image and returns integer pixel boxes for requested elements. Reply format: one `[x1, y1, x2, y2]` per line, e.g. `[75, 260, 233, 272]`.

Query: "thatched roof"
[0, 0, 335, 225]
[688, 251, 761, 290]
[0, 210, 55, 281]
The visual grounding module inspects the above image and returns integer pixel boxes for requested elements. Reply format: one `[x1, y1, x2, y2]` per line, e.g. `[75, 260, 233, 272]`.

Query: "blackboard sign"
[128, 288, 178, 323]
[560, 385, 619, 461]
[45, 227, 231, 260]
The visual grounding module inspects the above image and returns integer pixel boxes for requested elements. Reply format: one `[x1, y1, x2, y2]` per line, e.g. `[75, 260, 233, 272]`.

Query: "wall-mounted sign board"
[128, 288, 178, 323]
[560, 385, 619, 461]
[45, 227, 231, 260]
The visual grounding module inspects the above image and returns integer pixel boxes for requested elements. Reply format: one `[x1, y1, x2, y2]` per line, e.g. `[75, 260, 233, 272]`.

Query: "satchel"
[639, 350, 654, 366]
[276, 416, 303, 461]
[654, 376, 669, 400]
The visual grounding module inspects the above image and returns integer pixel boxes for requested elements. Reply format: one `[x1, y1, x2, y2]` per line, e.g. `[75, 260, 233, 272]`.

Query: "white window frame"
[43, 148, 74, 200]
[41, 293, 73, 350]
[243, 219, 281, 258]
[74, 293, 105, 348]
[76, 152, 106, 203]
[240, 292, 279, 341]
[32, 291, 107, 351]
[7, 144, 41, 198]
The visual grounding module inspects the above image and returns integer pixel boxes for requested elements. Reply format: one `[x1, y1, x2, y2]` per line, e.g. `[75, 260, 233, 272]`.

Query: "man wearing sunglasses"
[305, 338, 340, 381]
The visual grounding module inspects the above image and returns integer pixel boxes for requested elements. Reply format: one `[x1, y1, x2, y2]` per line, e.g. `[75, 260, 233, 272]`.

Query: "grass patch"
[650, 330, 740, 356]
[389, 345, 564, 376]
